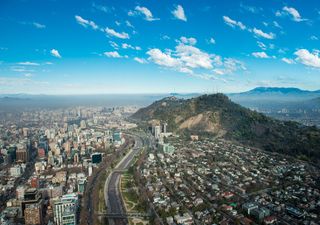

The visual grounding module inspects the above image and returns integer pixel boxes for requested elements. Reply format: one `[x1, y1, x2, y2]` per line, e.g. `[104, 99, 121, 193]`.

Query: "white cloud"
[175, 44, 213, 69]
[109, 41, 119, 49]
[213, 58, 246, 75]
[122, 43, 141, 50]
[75, 15, 98, 30]
[223, 16, 246, 30]
[213, 69, 225, 75]
[179, 36, 197, 45]
[310, 35, 318, 41]
[147, 48, 181, 68]
[51, 49, 61, 58]
[122, 43, 131, 49]
[92, 2, 110, 13]
[273, 21, 282, 29]
[146, 43, 214, 75]
[294, 49, 320, 68]
[223, 17, 275, 40]
[105, 28, 129, 39]
[283, 6, 305, 22]
[17, 62, 40, 66]
[257, 41, 267, 50]
[125, 20, 134, 28]
[33, 22, 46, 29]
[24, 73, 33, 77]
[178, 67, 193, 74]
[240, 3, 261, 14]
[134, 57, 148, 64]
[172, 5, 187, 21]
[129, 6, 159, 21]
[11, 66, 34, 72]
[276, 6, 306, 22]
[146, 41, 246, 77]
[252, 52, 270, 58]
[104, 51, 122, 58]
[212, 55, 223, 66]
[224, 58, 246, 70]
[208, 38, 216, 45]
[252, 28, 275, 39]
[282, 57, 295, 64]
[161, 35, 170, 40]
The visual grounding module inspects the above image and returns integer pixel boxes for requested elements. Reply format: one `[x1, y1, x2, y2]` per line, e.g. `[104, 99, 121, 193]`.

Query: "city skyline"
[0, 0, 320, 94]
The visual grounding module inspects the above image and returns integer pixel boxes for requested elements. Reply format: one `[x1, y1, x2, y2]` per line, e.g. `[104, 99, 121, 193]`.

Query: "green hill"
[131, 94, 320, 164]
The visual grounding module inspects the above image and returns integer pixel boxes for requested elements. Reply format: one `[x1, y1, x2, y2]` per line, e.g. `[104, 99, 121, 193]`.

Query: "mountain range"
[228, 87, 320, 104]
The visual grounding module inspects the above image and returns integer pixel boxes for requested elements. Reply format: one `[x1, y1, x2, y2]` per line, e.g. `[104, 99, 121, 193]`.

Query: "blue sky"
[0, 0, 319, 94]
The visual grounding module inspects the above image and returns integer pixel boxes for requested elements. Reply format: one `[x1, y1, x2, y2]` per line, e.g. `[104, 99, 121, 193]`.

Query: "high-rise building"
[162, 122, 167, 133]
[154, 125, 161, 139]
[21, 188, 43, 222]
[53, 193, 78, 225]
[88, 164, 93, 176]
[16, 148, 29, 163]
[73, 152, 79, 164]
[22, 128, 29, 137]
[64, 141, 71, 156]
[77, 179, 86, 194]
[30, 177, 39, 189]
[16, 185, 26, 200]
[38, 136, 49, 152]
[48, 151, 55, 165]
[24, 202, 43, 225]
[80, 120, 86, 129]
[113, 131, 122, 142]
[10, 165, 22, 177]
[7, 145, 17, 163]
[62, 205, 77, 225]
[91, 152, 102, 164]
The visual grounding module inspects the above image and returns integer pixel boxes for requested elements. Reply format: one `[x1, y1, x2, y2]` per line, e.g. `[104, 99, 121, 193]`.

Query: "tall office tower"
[22, 188, 43, 223]
[16, 148, 29, 163]
[16, 185, 26, 200]
[154, 125, 161, 139]
[64, 141, 71, 156]
[53, 193, 78, 225]
[22, 128, 29, 137]
[162, 122, 167, 133]
[24, 202, 43, 225]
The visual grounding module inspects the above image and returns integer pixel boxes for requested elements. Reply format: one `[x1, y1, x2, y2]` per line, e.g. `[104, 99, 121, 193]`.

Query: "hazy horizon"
[1, 86, 320, 96]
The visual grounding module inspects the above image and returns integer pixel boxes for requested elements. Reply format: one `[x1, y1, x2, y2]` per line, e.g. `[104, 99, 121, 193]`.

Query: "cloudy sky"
[0, 0, 319, 94]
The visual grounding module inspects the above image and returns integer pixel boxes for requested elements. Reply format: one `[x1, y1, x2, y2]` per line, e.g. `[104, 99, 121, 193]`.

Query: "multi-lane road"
[82, 137, 132, 225]
[104, 134, 145, 225]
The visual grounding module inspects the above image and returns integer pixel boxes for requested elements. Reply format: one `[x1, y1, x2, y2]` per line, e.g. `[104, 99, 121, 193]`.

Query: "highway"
[104, 134, 144, 225]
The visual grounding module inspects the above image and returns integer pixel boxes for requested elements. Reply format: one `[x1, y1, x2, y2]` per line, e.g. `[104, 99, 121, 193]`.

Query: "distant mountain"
[0, 96, 31, 101]
[244, 87, 320, 95]
[132, 94, 320, 163]
[228, 87, 320, 103]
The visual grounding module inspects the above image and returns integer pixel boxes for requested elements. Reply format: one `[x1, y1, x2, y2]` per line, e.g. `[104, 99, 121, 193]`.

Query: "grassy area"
[120, 171, 149, 225]
[98, 171, 108, 213]
[121, 172, 139, 211]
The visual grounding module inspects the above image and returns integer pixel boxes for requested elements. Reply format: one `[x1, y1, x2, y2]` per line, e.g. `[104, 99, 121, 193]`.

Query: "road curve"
[104, 134, 144, 225]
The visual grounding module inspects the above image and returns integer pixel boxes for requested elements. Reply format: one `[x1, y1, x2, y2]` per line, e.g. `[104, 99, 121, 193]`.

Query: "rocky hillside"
[131, 94, 320, 164]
